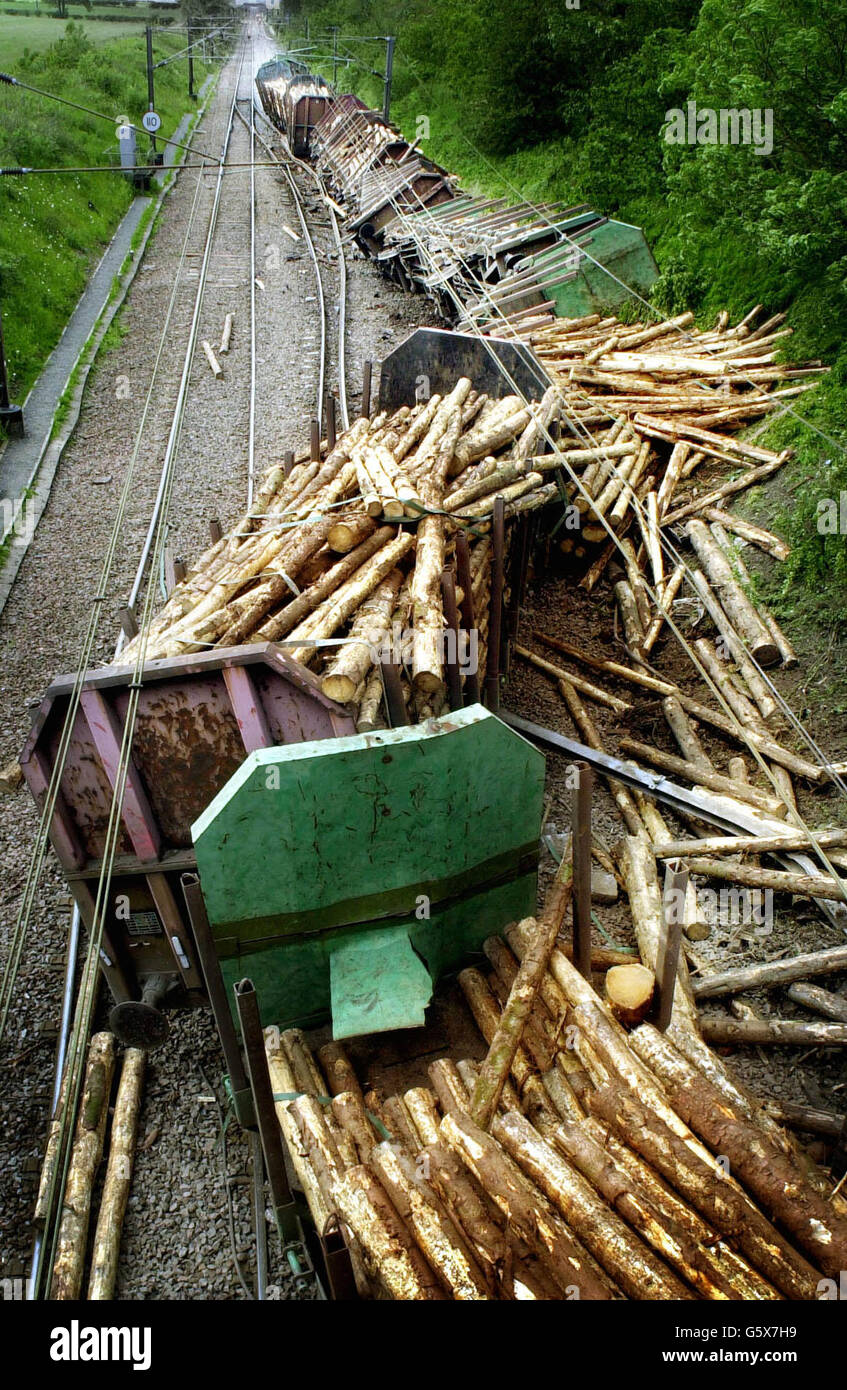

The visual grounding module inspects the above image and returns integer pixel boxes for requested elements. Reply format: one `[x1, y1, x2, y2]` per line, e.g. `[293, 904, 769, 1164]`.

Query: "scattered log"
[202, 341, 223, 378]
[617, 737, 785, 815]
[51, 1033, 116, 1300]
[87, 1047, 145, 1301]
[763, 1100, 846, 1141]
[676, 855, 847, 904]
[786, 981, 847, 1024]
[700, 1017, 847, 1047]
[653, 829, 847, 859]
[703, 507, 790, 562]
[692, 944, 847, 999]
[515, 645, 631, 714]
[630, 1023, 847, 1276]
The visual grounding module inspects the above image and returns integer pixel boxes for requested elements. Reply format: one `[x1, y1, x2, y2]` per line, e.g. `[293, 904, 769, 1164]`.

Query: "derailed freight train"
[255, 57, 333, 157]
[253, 54, 659, 329]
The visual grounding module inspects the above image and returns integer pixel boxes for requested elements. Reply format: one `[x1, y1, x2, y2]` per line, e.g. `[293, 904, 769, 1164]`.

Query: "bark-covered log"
[493, 1110, 693, 1299]
[440, 1110, 620, 1299]
[470, 855, 574, 1129]
[786, 981, 847, 1024]
[700, 1016, 847, 1047]
[580, 1116, 781, 1301]
[692, 944, 847, 999]
[333, 1165, 447, 1300]
[686, 519, 779, 665]
[588, 1083, 821, 1300]
[370, 1141, 492, 1299]
[51, 1033, 116, 1300]
[422, 1141, 510, 1295]
[320, 567, 403, 703]
[630, 1023, 847, 1277]
[317, 1041, 364, 1102]
[87, 1047, 145, 1301]
[331, 1091, 379, 1165]
[553, 1115, 774, 1301]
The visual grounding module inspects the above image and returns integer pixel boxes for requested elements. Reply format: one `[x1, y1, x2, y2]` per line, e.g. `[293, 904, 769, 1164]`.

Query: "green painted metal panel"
[330, 925, 433, 1038]
[193, 705, 545, 946]
[532, 219, 658, 318]
[197, 706, 544, 1037]
[217, 869, 538, 1033]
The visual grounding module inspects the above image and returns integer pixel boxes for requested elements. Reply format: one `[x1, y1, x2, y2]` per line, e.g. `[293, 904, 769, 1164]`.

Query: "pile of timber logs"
[118, 307, 824, 735]
[264, 843, 847, 1300]
[521, 304, 821, 567]
[119, 377, 574, 725]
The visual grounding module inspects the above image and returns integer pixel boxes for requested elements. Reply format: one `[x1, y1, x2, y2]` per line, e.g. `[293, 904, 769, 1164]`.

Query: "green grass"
[0, 21, 221, 404]
[0, 14, 160, 62]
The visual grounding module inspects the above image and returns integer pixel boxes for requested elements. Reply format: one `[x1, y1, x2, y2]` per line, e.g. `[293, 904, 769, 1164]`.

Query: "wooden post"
[209, 518, 222, 543]
[484, 497, 505, 711]
[572, 761, 593, 980]
[326, 393, 337, 453]
[440, 569, 463, 712]
[283, 449, 294, 478]
[310, 419, 321, 462]
[454, 531, 480, 706]
[655, 862, 687, 1031]
[380, 661, 409, 727]
[362, 360, 373, 418]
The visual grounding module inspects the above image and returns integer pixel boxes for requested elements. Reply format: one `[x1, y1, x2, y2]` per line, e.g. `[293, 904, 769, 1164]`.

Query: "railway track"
[16, 18, 349, 1302]
[249, 112, 349, 434]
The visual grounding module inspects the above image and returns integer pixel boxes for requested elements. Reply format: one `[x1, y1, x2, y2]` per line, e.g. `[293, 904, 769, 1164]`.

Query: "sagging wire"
[31, 40, 252, 1295]
[0, 71, 216, 165]
[310, 107, 847, 909]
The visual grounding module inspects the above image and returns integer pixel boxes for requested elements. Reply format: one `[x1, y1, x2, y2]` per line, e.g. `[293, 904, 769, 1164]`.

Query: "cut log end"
[605, 963, 656, 1029]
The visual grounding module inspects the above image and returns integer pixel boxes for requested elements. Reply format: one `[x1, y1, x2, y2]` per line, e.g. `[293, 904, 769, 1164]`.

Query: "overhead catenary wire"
[289, 88, 847, 914]
[0, 70, 217, 165]
[29, 36, 254, 1297]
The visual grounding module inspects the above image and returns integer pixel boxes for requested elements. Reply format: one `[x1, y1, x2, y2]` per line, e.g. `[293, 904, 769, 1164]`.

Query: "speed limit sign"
[142, 111, 161, 134]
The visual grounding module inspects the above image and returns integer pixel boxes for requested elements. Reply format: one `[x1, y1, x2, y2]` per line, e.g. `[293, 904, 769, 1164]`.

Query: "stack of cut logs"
[264, 840, 847, 1300]
[120, 376, 570, 725]
[508, 307, 847, 1052]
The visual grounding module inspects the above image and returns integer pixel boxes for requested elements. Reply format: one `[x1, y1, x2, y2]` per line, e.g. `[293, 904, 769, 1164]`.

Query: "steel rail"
[245, 114, 326, 428]
[29, 32, 254, 1299]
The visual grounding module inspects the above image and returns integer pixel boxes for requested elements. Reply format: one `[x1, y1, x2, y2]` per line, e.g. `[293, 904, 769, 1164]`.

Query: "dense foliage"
[286, 0, 847, 616]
